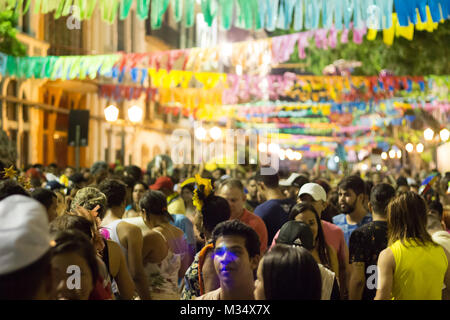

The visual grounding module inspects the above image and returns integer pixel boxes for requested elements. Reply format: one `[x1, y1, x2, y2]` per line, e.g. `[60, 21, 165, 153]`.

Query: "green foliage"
[0, 129, 17, 165]
[0, 10, 26, 57]
[270, 20, 450, 76]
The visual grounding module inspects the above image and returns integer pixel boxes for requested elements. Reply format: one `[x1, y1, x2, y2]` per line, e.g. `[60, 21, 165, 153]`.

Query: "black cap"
[276, 221, 315, 250]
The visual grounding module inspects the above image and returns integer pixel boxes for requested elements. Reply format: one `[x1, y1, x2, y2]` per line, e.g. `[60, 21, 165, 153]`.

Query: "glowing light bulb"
[405, 143, 414, 153]
[424, 128, 434, 141]
[195, 127, 207, 141]
[128, 105, 143, 123]
[104, 105, 119, 122]
[258, 143, 267, 153]
[209, 127, 222, 140]
[440, 128, 449, 142]
[416, 143, 424, 153]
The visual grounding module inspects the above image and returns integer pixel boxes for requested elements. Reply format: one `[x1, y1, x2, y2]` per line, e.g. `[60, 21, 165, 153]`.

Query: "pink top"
[271, 220, 348, 267]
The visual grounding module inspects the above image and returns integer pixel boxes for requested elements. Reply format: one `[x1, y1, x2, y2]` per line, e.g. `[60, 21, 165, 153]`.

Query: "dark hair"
[120, 175, 136, 189]
[0, 180, 30, 201]
[31, 188, 56, 210]
[196, 184, 231, 234]
[261, 244, 321, 300]
[396, 176, 408, 188]
[218, 178, 245, 193]
[288, 203, 331, 269]
[365, 180, 374, 196]
[387, 192, 436, 247]
[0, 250, 52, 299]
[293, 175, 310, 189]
[90, 161, 108, 176]
[428, 200, 443, 219]
[98, 179, 127, 208]
[370, 183, 396, 215]
[30, 177, 42, 188]
[50, 214, 94, 240]
[338, 175, 366, 196]
[124, 165, 142, 182]
[50, 229, 99, 287]
[255, 171, 279, 189]
[131, 181, 149, 211]
[139, 190, 174, 222]
[212, 220, 260, 258]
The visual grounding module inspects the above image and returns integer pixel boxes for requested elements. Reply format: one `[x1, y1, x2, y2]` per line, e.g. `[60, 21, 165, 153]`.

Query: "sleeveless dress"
[144, 230, 182, 300]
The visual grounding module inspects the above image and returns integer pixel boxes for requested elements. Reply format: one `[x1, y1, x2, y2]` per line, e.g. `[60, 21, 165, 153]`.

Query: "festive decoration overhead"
[3, 0, 449, 31]
[0, 25, 368, 82]
[367, 7, 444, 45]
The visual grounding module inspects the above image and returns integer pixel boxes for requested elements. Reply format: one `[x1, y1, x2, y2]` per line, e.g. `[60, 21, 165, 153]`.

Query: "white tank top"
[103, 220, 128, 262]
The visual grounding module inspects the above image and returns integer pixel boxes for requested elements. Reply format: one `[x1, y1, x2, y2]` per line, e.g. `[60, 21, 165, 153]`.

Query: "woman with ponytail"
[181, 175, 231, 300]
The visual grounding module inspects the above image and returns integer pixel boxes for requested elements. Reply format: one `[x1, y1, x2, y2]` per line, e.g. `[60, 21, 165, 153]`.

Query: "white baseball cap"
[0, 195, 51, 275]
[298, 183, 327, 202]
[279, 173, 302, 187]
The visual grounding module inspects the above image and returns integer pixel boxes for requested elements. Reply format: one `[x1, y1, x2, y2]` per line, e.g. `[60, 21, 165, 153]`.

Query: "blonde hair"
[387, 192, 436, 247]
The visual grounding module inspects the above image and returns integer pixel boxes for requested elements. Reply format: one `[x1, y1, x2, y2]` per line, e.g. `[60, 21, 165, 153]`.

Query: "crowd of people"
[0, 158, 449, 300]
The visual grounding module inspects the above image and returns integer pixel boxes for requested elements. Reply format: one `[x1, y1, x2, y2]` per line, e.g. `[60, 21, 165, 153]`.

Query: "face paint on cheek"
[213, 247, 239, 273]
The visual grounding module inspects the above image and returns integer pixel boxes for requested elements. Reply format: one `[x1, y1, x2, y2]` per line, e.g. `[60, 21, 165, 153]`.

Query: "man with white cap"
[279, 173, 309, 202]
[297, 183, 350, 299]
[0, 195, 54, 299]
[271, 182, 350, 299]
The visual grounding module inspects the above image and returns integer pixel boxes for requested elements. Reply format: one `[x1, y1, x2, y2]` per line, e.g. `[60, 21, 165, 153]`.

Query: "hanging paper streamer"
[120, 0, 134, 20]
[171, 0, 183, 22]
[367, 6, 443, 45]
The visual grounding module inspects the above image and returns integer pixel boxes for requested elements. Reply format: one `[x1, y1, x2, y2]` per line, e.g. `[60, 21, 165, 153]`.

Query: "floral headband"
[192, 174, 213, 211]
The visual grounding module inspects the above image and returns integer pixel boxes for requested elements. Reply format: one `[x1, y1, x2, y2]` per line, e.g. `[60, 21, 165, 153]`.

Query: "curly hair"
[70, 187, 107, 219]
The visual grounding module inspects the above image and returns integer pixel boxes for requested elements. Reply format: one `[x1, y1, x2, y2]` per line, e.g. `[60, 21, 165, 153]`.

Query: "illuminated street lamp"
[268, 143, 280, 154]
[440, 128, 450, 142]
[209, 126, 222, 141]
[128, 105, 143, 123]
[381, 152, 388, 160]
[405, 143, 414, 153]
[278, 149, 286, 160]
[104, 104, 124, 165]
[416, 143, 424, 153]
[286, 149, 295, 160]
[258, 143, 268, 153]
[397, 150, 402, 159]
[389, 149, 396, 159]
[104, 105, 119, 122]
[424, 128, 434, 141]
[195, 127, 207, 141]
[294, 151, 302, 161]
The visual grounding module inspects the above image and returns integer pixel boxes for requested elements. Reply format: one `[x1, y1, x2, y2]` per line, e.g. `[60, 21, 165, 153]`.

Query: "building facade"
[1, 3, 191, 170]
